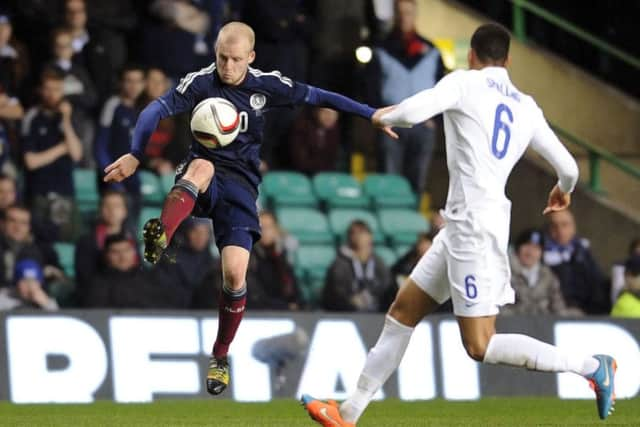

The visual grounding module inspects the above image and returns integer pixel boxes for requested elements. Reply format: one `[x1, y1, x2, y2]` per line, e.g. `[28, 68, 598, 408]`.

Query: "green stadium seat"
[160, 173, 175, 195]
[276, 207, 332, 244]
[295, 245, 336, 305]
[73, 168, 99, 213]
[312, 172, 369, 208]
[364, 174, 417, 209]
[138, 207, 162, 239]
[328, 209, 384, 244]
[375, 245, 398, 267]
[53, 242, 75, 278]
[139, 170, 163, 205]
[394, 245, 413, 258]
[261, 172, 317, 208]
[378, 209, 430, 246]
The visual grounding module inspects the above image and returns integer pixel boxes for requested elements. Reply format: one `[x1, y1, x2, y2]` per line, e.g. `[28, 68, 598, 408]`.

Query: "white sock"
[483, 334, 600, 376]
[340, 315, 414, 424]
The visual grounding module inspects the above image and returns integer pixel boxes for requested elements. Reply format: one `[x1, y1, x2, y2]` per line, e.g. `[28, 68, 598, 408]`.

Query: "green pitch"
[1, 397, 638, 426]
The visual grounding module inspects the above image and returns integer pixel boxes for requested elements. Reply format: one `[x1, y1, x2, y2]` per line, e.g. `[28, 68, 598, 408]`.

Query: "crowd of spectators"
[0, 1, 636, 318]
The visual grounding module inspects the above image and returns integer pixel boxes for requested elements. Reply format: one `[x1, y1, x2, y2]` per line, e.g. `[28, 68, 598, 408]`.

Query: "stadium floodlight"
[355, 46, 373, 64]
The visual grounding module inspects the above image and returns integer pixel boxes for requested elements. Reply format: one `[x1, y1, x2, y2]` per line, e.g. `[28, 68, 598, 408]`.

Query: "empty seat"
[364, 174, 417, 209]
[73, 168, 99, 213]
[262, 172, 317, 208]
[160, 173, 175, 195]
[313, 172, 369, 208]
[276, 207, 333, 244]
[375, 245, 398, 267]
[53, 242, 75, 278]
[328, 208, 384, 244]
[378, 209, 430, 246]
[294, 245, 336, 305]
[140, 170, 163, 205]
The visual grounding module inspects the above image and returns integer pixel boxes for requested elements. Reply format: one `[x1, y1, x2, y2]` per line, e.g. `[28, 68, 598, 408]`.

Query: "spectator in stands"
[323, 220, 391, 312]
[82, 233, 180, 308]
[48, 28, 98, 167]
[140, 0, 213, 82]
[0, 11, 25, 173]
[247, 211, 302, 310]
[610, 255, 640, 318]
[0, 10, 28, 98]
[289, 107, 341, 176]
[544, 209, 610, 314]
[64, 0, 90, 58]
[0, 205, 64, 289]
[74, 190, 136, 294]
[503, 229, 579, 316]
[22, 68, 82, 241]
[611, 237, 640, 305]
[0, 173, 17, 216]
[95, 64, 145, 220]
[137, 67, 178, 175]
[366, 0, 444, 196]
[0, 259, 58, 311]
[154, 218, 216, 308]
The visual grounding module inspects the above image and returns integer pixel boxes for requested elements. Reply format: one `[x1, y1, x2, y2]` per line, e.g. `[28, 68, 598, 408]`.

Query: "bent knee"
[463, 337, 492, 362]
[183, 159, 215, 192]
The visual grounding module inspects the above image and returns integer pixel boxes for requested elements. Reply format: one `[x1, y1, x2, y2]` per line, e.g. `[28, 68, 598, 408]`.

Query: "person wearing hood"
[323, 220, 391, 312]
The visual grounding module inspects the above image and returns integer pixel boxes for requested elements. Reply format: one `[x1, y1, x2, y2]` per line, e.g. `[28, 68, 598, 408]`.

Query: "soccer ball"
[190, 97, 240, 148]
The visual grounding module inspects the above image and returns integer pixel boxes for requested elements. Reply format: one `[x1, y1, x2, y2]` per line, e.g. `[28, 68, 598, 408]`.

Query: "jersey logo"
[249, 93, 267, 110]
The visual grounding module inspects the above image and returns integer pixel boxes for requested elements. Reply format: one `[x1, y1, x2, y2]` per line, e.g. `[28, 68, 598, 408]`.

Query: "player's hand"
[104, 153, 140, 183]
[543, 184, 571, 215]
[372, 106, 399, 139]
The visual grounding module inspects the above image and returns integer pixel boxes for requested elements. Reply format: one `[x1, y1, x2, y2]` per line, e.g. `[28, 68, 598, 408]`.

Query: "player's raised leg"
[457, 315, 616, 419]
[143, 159, 214, 263]
[302, 279, 440, 426]
[207, 245, 250, 395]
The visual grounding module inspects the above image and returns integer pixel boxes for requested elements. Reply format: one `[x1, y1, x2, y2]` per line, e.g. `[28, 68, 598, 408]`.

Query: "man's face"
[548, 211, 576, 246]
[416, 237, 432, 257]
[215, 38, 255, 86]
[349, 225, 373, 251]
[0, 22, 12, 47]
[186, 222, 211, 252]
[40, 79, 64, 109]
[315, 108, 339, 129]
[259, 213, 278, 247]
[0, 179, 17, 210]
[517, 242, 542, 268]
[4, 208, 31, 243]
[395, 0, 417, 34]
[16, 278, 41, 301]
[54, 32, 74, 61]
[100, 194, 127, 228]
[121, 70, 145, 100]
[146, 69, 169, 99]
[106, 240, 137, 272]
[65, 0, 87, 31]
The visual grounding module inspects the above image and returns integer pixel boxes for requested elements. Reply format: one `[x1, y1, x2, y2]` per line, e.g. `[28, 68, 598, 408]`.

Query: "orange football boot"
[301, 394, 355, 427]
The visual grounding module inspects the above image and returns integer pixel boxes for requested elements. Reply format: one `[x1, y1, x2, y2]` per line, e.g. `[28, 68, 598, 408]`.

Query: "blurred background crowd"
[0, 0, 638, 318]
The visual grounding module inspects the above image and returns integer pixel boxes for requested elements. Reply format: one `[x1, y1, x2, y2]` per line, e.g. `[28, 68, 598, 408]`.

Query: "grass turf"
[0, 397, 637, 426]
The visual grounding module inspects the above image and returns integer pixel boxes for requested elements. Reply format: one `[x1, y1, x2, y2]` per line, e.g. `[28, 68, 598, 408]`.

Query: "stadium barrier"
[0, 311, 638, 403]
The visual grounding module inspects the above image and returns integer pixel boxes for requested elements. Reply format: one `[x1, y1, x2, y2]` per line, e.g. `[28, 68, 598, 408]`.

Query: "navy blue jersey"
[21, 107, 74, 199]
[130, 63, 375, 190]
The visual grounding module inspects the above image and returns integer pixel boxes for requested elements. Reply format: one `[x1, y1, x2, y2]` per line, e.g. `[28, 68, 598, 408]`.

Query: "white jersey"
[381, 67, 578, 257]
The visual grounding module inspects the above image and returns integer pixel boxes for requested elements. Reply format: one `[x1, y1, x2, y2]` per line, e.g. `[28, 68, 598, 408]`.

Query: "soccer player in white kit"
[302, 23, 616, 426]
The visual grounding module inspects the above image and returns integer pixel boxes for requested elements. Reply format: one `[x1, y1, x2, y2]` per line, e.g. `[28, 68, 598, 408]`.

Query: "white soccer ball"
[190, 97, 240, 148]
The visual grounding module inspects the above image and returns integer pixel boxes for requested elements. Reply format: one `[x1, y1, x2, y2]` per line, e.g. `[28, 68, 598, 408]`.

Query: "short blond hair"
[215, 21, 255, 52]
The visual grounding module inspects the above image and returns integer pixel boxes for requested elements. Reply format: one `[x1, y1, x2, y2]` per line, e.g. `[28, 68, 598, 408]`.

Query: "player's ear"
[248, 50, 256, 65]
[467, 49, 473, 69]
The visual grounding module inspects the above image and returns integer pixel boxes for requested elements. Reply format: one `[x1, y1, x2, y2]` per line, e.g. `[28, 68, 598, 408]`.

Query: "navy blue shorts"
[175, 157, 260, 252]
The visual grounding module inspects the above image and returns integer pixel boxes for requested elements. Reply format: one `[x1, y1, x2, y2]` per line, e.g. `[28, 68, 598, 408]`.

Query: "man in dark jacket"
[544, 210, 610, 314]
[323, 220, 390, 312]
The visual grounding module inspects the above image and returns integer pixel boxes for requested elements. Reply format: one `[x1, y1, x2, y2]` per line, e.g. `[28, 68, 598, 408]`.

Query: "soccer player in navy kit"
[104, 22, 393, 396]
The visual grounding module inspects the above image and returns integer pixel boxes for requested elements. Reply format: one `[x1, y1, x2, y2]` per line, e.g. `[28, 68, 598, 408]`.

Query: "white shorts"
[409, 227, 514, 317]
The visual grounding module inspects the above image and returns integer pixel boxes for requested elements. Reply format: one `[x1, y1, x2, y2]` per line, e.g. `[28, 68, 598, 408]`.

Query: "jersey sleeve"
[529, 107, 579, 193]
[380, 69, 466, 127]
